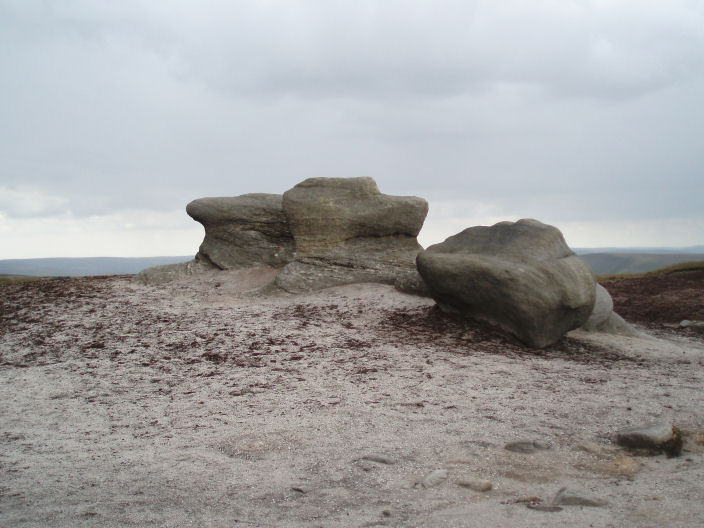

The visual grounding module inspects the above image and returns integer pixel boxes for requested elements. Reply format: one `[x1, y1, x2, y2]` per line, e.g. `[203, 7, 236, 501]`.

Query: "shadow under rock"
[374, 305, 641, 367]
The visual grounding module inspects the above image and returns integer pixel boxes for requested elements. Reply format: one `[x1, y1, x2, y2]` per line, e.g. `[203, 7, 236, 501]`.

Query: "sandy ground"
[1, 270, 704, 527]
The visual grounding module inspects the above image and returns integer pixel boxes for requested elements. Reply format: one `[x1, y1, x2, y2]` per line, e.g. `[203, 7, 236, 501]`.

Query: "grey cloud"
[176, 2, 704, 101]
[8, 2, 703, 101]
[0, 0, 702, 237]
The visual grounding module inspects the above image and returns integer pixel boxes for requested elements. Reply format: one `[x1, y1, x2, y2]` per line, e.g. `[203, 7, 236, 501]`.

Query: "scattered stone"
[527, 504, 563, 512]
[416, 469, 449, 488]
[355, 459, 376, 472]
[457, 479, 492, 492]
[575, 441, 605, 456]
[615, 422, 683, 457]
[552, 486, 608, 507]
[680, 320, 704, 333]
[416, 219, 596, 348]
[508, 496, 543, 505]
[361, 453, 396, 465]
[532, 440, 551, 450]
[505, 440, 552, 453]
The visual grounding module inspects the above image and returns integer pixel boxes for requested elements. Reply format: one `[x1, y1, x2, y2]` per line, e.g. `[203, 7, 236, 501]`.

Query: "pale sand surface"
[1, 271, 703, 527]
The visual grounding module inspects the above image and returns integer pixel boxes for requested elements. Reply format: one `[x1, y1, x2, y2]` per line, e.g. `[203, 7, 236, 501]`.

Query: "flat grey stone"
[616, 422, 674, 448]
[615, 421, 682, 456]
[416, 469, 448, 488]
[527, 504, 563, 512]
[505, 440, 551, 453]
[457, 479, 492, 492]
[552, 486, 608, 507]
[361, 454, 396, 465]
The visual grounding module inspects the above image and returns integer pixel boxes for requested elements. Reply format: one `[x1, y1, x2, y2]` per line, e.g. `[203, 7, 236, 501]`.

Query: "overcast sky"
[2, 1, 703, 258]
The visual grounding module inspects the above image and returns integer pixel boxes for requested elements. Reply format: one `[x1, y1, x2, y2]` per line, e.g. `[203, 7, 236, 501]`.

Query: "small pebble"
[576, 441, 603, 456]
[505, 440, 551, 453]
[457, 479, 492, 492]
[361, 453, 396, 465]
[552, 486, 608, 507]
[527, 504, 563, 512]
[417, 469, 448, 488]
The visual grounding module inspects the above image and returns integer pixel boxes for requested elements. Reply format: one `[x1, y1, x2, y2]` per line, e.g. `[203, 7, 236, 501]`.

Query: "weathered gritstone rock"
[275, 236, 424, 293]
[142, 178, 429, 291]
[416, 219, 596, 348]
[276, 177, 428, 293]
[282, 177, 427, 255]
[582, 283, 640, 336]
[186, 193, 295, 269]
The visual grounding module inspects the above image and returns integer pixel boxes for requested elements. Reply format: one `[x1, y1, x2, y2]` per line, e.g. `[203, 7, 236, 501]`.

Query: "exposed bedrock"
[275, 177, 428, 293]
[416, 219, 597, 348]
[186, 194, 295, 269]
[135, 254, 217, 284]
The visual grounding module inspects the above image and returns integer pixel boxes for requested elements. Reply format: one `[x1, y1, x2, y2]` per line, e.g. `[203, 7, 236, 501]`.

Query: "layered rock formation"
[186, 194, 295, 269]
[275, 178, 428, 293]
[139, 177, 428, 293]
[137, 182, 645, 347]
[416, 219, 596, 348]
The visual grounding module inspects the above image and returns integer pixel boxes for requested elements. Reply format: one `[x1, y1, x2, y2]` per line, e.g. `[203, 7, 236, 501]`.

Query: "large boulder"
[186, 194, 295, 269]
[139, 178, 428, 291]
[276, 178, 428, 293]
[416, 219, 596, 348]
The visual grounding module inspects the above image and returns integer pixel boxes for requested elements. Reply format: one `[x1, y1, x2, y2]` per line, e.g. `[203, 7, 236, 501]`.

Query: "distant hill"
[2, 248, 704, 277]
[574, 245, 704, 255]
[579, 253, 704, 275]
[0, 256, 192, 277]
